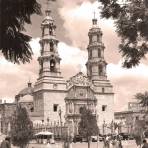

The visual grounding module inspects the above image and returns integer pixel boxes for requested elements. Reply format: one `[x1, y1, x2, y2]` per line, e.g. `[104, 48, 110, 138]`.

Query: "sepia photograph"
[0, 0, 148, 147]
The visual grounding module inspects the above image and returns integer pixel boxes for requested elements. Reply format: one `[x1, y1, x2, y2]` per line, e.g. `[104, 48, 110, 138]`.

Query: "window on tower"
[102, 105, 107, 111]
[98, 50, 101, 58]
[53, 104, 58, 112]
[49, 26, 53, 35]
[39, 61, 43, 75]
[97, 35, 100, 42]
[50, 41, 54, 52]
[50, 59, 56, 72]
[89, 51, 92, 58]
[89, 37, 92, 44]
[42, 28, 44, 37]
[99, 65, 103, 76]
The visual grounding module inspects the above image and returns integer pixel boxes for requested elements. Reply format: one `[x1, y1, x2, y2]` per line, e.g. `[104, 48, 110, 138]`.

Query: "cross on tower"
[93, 11, 96, 19]
[46, 0, 56, 10]
[92, 11, 97, 25]
[78, 64, 83, 72]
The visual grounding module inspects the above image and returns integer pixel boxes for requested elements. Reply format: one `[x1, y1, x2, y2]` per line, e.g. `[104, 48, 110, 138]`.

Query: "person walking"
[103, 135, 110, 148]
[142, 139, 148, 148]
[116, 135, 123, 148]
[0, 136, 11, 148]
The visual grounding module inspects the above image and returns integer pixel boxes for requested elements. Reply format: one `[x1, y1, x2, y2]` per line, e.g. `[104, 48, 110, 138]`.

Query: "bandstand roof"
[35, 131, 53, 136]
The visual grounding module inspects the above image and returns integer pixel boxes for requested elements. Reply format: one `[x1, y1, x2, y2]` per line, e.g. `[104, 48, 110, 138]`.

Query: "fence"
[33, 121, 68, 139]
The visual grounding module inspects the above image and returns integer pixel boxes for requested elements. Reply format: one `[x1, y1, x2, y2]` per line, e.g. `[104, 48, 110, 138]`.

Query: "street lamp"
[103, 120, 105, 135]
[96, 114, 99, 148]
[47, 117, 49, 124]
[58, 107, 62, 140]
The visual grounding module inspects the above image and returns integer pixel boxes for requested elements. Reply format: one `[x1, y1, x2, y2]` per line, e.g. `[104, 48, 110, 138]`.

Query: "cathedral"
[14, 4, 114, 135]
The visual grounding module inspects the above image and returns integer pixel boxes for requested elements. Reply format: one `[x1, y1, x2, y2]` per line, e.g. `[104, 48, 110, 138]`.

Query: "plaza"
[11, 140, 138, 148]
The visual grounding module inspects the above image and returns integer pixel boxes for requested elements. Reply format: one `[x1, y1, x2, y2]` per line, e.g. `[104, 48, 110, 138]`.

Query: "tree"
[133, 91, 148, 145]
[0, 0, 41, 64]
[133, 116, 145, 146]
[78, 106, 99, 148]
[99, 0, 148, 68]
[134, 91, 148, 111]
[10, 105, 34, 148]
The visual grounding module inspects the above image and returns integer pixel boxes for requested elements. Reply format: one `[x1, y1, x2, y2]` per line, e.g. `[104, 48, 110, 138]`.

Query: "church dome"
[18, 82, 34, 97]
[18, 94, 33, 103]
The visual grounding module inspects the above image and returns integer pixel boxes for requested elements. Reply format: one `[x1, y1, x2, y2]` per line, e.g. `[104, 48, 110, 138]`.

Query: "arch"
[49, 26, 53, 35]
[69, 102, 73, 113]
[98, 49, 101, 58]
[99, 64, 103, 76]
[50, 59, 56, 72]
[102, 87, 105, 93]
[50, 41, 54, 52]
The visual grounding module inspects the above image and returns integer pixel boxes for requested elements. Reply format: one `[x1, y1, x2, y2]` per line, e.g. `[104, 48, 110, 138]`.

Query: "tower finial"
[92, 11, 97, 26]
[94, 11, 96, 19]
[78, 64, 83, 73]
[45, 0, 56, 16]
[28, 77, 32, 87]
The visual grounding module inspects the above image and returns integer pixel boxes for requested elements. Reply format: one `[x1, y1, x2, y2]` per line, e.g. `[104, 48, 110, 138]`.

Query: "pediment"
[67, 72, 92, 88]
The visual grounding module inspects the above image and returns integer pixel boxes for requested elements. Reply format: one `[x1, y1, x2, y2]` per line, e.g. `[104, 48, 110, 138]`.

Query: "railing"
[33, 122, 68, 140]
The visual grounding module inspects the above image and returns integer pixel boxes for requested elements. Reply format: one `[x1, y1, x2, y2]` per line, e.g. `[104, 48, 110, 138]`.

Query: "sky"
[1, 0, 148, 111]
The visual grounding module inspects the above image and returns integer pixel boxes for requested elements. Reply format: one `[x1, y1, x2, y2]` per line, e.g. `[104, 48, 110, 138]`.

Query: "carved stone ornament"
[67, 72, 92, 88]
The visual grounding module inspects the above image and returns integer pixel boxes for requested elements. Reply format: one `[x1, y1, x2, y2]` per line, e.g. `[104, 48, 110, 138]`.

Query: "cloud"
[1, 37, 148, 112]
[0, 39, 87, 102]
[0, 38, 40, 102]
[107, 62, 148, 111]
[58, 42, 87, 78]
[1, 0, 148, 112]
[59, 1, 121, 64]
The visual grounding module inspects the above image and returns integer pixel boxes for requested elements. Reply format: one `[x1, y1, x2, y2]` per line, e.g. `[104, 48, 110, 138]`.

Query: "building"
[114, 101, 147, 134]
[1, 3, 114, 136]
[128, 101, 147, 112]
[33, 8, 67, 123]
[0, 103, 16, 134]
[32, 5, 114, 135]
[65, 72, 97, 136]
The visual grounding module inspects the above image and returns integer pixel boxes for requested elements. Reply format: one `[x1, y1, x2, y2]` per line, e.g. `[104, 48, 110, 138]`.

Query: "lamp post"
[103, 120, 106, 135]
[41, 120, 44, 131]
[96, 114, 99, 148]
[58, 107, 62, 140]
[47, 117, 49, 131]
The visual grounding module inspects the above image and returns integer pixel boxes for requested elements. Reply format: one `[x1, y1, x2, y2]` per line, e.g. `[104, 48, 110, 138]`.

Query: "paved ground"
[11, 140, 138, 148]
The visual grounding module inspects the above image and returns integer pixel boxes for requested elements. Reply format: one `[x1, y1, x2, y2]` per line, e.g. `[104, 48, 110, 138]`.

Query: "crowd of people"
[0, 135, 148, 148]
[103, 135, 123, 148]
[103, 134, 148, 148]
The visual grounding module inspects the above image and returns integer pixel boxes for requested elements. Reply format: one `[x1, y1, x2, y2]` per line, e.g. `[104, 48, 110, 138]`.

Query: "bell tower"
[33, 1, 67, 122]
[86, 15, 114, 127]
[86, 15, 107, 82]
[38, 7, 61, 78]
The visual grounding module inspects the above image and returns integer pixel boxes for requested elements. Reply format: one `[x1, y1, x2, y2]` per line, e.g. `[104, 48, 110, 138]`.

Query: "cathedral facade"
[13, 5, 114, 136]
[30, 6, 114, 135]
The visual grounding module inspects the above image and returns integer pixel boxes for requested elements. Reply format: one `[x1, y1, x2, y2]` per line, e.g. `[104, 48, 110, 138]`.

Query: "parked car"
[91, 136, 97, 142]
[73, 135, 83, 143]
[128, 135, 134, 140]
[119, 133, 129, 140]
[99, 136, 104, 142]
